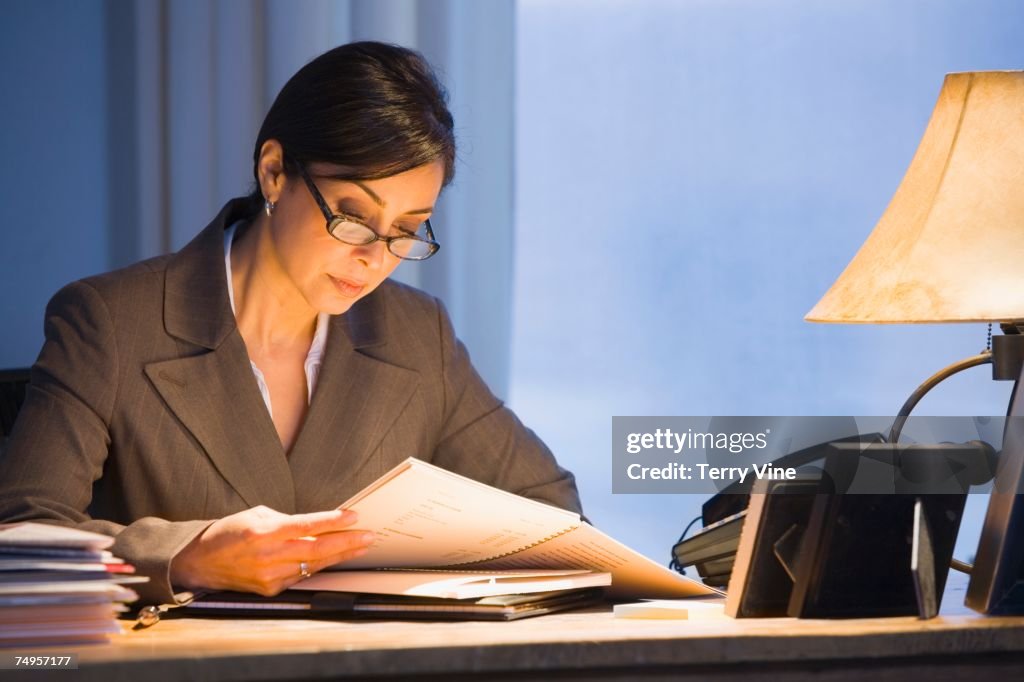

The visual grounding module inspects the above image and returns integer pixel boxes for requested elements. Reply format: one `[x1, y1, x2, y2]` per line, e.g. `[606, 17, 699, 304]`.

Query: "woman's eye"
[335, 202, 369, 222]
[341, 211, 368, 224]
[396, 222, 425, 236]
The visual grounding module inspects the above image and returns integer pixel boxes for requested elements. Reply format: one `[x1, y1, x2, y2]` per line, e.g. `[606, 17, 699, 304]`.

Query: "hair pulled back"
[246, 41, 455, 213]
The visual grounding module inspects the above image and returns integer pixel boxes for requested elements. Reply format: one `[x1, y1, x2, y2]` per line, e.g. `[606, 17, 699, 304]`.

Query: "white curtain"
[106, 0, 515, 397]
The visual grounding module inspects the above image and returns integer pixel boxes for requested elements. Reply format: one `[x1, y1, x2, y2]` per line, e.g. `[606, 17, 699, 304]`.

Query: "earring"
[264, 199, 276, 216]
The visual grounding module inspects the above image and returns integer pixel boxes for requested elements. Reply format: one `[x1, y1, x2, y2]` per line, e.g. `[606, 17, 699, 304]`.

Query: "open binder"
[318, 457, 716, 600]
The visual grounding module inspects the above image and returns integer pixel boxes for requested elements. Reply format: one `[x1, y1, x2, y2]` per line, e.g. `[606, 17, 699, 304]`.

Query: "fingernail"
[361, 532, 375, 544]
[341, 510, 358, 522]
[355, 547, 368, 557]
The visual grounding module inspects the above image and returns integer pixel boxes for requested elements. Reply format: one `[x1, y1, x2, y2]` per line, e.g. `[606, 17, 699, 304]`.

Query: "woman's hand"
[169, 506, 374, 596]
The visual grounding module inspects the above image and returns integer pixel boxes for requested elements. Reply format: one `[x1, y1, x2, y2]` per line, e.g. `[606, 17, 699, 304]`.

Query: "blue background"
[511, 0, 1024, 563]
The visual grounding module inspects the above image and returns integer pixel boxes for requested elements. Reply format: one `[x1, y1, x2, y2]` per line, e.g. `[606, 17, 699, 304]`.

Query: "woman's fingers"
[171, 505, 376, 597]
[258, 511, 377, 586]
[265, 508, 360, 540]
[249, 532, 375, 595]
[290, 546, 372, 588]
[282, 529, 376, 564]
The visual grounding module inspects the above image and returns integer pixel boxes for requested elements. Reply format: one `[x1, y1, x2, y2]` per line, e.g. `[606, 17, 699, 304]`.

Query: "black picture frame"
[786, 444, 969, 619]
[725, 475, 818, 618]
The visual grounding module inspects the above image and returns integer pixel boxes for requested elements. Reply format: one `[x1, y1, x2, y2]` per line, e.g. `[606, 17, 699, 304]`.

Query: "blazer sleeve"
[0, 281, 211, 605]
[427, 298, 585, 517]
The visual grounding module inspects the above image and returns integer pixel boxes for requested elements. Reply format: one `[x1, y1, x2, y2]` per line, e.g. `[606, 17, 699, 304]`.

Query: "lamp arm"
[888, 352, 993, 444]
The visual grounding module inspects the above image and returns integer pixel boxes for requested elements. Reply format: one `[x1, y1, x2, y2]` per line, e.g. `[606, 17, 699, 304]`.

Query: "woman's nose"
[352, 239, 389, 270]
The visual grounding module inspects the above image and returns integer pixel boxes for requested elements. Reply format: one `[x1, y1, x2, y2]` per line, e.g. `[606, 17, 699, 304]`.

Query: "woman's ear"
[256, 139, 287, 204]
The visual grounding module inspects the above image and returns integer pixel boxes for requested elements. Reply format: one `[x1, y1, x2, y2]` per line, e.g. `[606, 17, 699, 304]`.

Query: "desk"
[20, 579, 1024, 680]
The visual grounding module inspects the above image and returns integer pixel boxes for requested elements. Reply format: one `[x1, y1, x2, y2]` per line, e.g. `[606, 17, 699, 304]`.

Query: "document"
[294, 568, 610, 600]
[333, 458, 716, 599]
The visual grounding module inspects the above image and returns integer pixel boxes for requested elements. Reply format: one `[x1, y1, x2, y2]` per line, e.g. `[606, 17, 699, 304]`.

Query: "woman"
[0, 42, 582, 605]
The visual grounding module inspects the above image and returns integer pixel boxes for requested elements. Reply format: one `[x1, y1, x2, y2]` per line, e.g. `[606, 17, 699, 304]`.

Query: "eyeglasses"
[295, 162, 440, 261]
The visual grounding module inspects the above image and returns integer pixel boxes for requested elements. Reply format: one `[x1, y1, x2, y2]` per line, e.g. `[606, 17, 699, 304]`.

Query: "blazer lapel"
[144, 339, 295, 513]
[146, 199, 296, 513]
[286, 297, 420, 512]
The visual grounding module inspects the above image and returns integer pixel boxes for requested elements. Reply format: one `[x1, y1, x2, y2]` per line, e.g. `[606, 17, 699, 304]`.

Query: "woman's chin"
[318, 298, 357, 316]
[313, 288, 369, 316]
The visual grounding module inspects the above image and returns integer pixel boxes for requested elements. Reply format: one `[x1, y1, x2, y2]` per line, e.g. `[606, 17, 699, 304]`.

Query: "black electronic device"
[671, 510, 745, 587]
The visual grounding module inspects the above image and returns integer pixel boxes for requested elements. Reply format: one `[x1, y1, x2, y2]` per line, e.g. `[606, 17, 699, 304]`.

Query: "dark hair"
[246, 41, 455, 214]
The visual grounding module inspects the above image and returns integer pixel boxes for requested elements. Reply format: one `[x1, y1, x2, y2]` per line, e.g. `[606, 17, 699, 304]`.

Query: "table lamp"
[806, 70, 1024, 615]
[807, 71, 1024, 433]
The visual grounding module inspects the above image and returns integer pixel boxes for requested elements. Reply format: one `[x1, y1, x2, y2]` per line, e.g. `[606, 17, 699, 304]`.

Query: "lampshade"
[806, 71, 1024, 324]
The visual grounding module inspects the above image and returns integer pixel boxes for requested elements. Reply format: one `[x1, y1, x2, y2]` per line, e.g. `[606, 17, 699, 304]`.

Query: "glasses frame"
[294, 161, 440, 261]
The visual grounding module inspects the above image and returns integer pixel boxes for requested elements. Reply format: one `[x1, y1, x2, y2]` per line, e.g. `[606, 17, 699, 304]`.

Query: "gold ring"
[299, 561, 311, 579]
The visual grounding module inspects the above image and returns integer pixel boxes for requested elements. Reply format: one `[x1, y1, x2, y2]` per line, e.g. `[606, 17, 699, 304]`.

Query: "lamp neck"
[888, 329, 1024, 443]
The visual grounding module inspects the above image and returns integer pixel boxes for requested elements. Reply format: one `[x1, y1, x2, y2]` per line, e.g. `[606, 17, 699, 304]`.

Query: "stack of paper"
[184, 569, 611, 622]
[0, 523, 145, 647]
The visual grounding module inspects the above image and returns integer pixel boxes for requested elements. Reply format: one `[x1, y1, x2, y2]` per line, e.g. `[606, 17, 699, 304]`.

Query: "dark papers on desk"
[177, 587, 605, 622]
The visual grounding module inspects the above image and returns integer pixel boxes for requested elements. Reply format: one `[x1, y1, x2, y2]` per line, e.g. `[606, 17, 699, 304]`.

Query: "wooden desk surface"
[18, 577, 1024, 681]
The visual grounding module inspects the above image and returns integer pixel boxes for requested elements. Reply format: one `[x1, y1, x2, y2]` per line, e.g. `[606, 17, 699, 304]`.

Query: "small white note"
[613, 598, 727, 620]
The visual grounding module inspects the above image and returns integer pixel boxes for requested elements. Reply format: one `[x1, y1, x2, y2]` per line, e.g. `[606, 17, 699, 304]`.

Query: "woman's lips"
[329, 275, 367, 298]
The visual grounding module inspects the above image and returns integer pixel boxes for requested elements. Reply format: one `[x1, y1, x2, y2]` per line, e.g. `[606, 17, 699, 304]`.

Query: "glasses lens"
[389, 238, 436, 260]
[330, 219, 376, 245]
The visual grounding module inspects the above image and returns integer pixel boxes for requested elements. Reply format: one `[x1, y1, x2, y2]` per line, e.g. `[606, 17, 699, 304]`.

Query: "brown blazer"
[0, 199, 582, 604]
